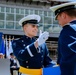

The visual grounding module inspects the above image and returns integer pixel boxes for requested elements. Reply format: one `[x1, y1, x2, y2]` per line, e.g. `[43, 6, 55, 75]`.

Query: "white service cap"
[19, 14, 41, 26]
[50, 2, 76, 19]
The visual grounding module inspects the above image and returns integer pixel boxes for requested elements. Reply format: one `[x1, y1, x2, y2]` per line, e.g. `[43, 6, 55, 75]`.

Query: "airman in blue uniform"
[12, 14, 55, 75]
[50, 2, 76, 75]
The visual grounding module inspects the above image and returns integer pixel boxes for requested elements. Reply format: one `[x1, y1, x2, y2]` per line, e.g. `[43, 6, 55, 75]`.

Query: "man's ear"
[62, 12, 66, 19]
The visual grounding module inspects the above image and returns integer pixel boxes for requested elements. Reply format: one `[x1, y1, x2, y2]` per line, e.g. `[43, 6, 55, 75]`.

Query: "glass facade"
[0, 5, 62, 33]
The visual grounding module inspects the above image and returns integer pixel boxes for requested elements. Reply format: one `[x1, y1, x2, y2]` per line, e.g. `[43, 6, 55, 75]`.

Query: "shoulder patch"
[70, 24, 76, 31]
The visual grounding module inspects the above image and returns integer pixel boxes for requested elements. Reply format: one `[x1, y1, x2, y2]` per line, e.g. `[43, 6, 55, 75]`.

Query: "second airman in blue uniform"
[50, 2, 76, 75]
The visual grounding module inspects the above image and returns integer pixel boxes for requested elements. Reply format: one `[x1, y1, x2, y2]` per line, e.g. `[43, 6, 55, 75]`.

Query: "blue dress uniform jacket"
[57, 20, 76, 75]
[12, 35, 52, 69]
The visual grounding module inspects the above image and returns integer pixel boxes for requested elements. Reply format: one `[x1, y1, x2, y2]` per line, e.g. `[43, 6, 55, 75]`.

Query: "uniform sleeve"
[57, 40, 61, 64]
[12, 40, 38, 61]
[43, 44, 54, 67]
[57, 25, 76, 64]
[62, 26, 76, 53]
[67, 36, 76, 53]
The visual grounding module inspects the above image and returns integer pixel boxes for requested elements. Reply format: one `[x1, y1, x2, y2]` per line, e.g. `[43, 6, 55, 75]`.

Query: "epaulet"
[69, 23, 76, 31]
[13, 38, 20, 41]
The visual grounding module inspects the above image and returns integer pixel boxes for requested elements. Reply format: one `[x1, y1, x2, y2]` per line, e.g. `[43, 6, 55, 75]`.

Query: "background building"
[0, 0, 69, 60]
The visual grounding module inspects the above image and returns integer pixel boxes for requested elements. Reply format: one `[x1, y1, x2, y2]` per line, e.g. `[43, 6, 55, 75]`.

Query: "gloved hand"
[37, 30, 49, 46]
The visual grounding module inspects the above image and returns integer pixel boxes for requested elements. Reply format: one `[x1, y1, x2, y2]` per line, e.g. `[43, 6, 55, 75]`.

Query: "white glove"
[37, 30, 49, 46]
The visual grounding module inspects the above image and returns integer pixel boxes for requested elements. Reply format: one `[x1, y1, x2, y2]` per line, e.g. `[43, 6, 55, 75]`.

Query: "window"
[15, 22, 22, 30]
[44, 11, 47, 16]
[44, 16, 52, 24]
[20, 9, 24, 14]
[0, 21, 4, 28]
[1, 7, 4, 12]
[16, 14, 24, 21]
[29, 9, 34, 14]
[35, 10, 38, 15]
[0, 5, 62, 32]
[6, 14, 14, 21]
[16, 8, 19, 14]
[0, 13, 4, 20]
[6, 22, 14, 29]
[11, 8, 14, 13]
[25, 9, 29, 15]
[47, 11, 52, 17]
[44, 24, 53, 32]
[6, 7, 10, 13]
[38, 23, 43, 31]
[53, 18, 58, 24]
[39, 16, 43, 24]
[39, 10, 43, 16]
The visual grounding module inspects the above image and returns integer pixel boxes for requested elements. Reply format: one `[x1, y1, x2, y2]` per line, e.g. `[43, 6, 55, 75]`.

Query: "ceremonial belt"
[19, 66, 42, 75]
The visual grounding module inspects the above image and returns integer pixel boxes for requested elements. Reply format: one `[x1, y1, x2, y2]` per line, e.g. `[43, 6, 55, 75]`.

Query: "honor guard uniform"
[12, 14, 55, 75]
[50, 2, 76, 75]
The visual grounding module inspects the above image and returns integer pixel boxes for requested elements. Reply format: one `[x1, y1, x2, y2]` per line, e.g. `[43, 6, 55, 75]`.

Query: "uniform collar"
[63, 20, 76, 28]
[23, 35, 34, 40]
[70, 20, 76, 24]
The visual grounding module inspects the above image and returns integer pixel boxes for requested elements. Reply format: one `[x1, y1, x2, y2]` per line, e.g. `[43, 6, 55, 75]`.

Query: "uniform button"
[41, 56, 43, 58]
[22, 40, 24, 42]
[26, 66, 29, 68]
[26, 61, 28, 63]
[23, 44, 25, 46]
